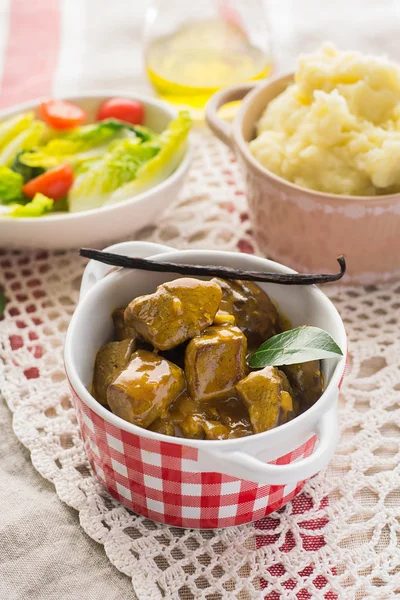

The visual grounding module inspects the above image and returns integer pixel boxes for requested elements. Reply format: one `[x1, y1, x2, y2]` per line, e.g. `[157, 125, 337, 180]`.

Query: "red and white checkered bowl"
[65, 242, 347, 529]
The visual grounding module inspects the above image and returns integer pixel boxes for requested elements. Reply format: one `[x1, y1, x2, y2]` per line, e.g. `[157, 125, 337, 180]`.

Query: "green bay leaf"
[248, 325, 343, 368]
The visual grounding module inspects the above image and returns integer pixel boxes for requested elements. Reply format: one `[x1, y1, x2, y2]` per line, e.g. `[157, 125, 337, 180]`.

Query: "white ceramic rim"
[64, 246, 347, 452]
[0, 90, 192, 222]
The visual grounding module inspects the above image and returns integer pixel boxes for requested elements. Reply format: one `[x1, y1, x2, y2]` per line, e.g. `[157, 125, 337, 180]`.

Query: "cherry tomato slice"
[97, 98, 145, 125]
[23, 164, 74, 200]
[40, 100, 86, 130]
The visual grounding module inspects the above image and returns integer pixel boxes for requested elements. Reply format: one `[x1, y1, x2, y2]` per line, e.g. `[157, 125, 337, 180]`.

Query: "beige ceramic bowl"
[206, 75, 400, 284]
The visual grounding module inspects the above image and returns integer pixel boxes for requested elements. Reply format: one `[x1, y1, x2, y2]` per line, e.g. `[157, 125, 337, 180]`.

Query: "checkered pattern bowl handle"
[72, 387, 316, 529]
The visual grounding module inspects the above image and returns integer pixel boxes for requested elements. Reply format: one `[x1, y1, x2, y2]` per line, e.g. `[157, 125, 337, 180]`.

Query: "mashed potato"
[249, 44, 400, 196]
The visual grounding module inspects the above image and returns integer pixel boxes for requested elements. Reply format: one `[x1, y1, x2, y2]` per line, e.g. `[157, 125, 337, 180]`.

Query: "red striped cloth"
[0, 0, 60, 108]
[0, 0, 150, 109]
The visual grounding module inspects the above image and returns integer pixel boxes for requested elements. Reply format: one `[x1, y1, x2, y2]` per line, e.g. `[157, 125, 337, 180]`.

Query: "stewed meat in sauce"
[185, 325, 247, 402]
[92, 277, 324, 439]
[124, 278, 222, 350]
[92, 338, 136, 406]
[107, 349, 186, 428]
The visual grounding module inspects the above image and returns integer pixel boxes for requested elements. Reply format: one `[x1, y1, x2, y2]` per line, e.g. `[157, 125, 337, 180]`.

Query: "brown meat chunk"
[107, 349, 185, 427]
[236, 366, 294, 433]
[92, 338, 135, 406]
[177, 414, 230, 440]
[168, 392, 235, 439]
[168, 393, 204, 438]
[282, 361, 324, 410]
[165, 391, 252, 440]
[217, 396, 253, 438]
[169, 391, 199, 420]
[180, 414, 206, 439]
[202, 419, 231, 440]
[149, 417, 175, 437]
[180, 414, 242, 440]
[213, 278, 280, 348]
[185, 325, 247, 402]
[112, 308, 137, 341]
[124, 278, 222, 351]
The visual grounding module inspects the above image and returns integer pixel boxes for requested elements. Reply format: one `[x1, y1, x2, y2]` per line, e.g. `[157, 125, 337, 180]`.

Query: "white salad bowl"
[0, 93, 191, 250]
[64, 241, 347, 529]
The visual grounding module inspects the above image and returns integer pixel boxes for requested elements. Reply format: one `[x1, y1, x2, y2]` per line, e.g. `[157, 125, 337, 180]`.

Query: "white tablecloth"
[2, 2, 400, 598]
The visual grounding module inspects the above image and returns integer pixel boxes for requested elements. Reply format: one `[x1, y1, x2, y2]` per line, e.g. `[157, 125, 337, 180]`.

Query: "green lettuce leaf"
[0, 120, 45, 166]
[108, 111, 191, 204]
[124, 124, 155, 142]
[19, 139, 106, 170]
[50, 196, 69, 213]
[11, 149, 45, 183]
[66, 119, 155, 143]
[9, 193, 54, 218]
[0, 166, 23, 203]
[68, 138, 160, 212]
[0, 112, 34, 153]
[20, 119, 155, 170]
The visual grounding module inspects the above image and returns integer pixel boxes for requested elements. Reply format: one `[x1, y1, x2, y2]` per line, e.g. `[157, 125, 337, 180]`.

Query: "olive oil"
[146, 19, 271, 110]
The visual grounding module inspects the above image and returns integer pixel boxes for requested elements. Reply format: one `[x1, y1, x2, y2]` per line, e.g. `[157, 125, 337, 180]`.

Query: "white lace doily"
[1, 129, 400, 599]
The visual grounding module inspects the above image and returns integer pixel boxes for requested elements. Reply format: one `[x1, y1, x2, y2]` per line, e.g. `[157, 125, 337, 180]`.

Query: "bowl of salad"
[0, 93, 192, 249]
